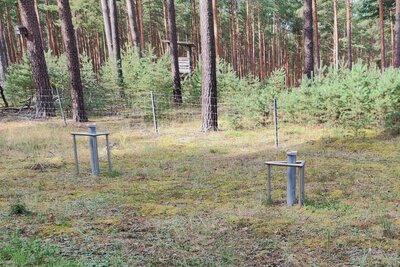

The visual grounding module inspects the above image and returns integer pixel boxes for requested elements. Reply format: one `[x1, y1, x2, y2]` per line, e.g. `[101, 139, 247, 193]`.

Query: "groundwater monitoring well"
[70, 124, 112, 175]
[265, 151, 305, 207]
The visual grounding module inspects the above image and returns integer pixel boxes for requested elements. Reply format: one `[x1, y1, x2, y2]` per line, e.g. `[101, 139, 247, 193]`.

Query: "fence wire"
[0, 90, 320, 149]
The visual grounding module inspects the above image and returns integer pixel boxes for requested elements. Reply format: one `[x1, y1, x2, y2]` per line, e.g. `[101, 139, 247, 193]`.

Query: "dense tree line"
[1, 0, 400, 128]
[2, 0, 400, 83]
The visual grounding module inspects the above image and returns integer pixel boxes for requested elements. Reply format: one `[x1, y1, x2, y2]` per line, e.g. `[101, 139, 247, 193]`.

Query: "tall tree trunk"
[303, 0, 314, 78]
[312, 0, 320, 71]
[190, 0, 199, 65]
[394, 0, 400, 68]
[109, 0, 124, 94]
[162, 0, 168, 38]
[57, 0, 87, 122]
[46, 0, 58, 56]
[101, 0, 113, 58]
[246, 0, 251, 74]
[18, 0, 55, 118]
[166, 0, 182, 104]
[199, 0, 218, 131]
[379, 0, 386, 70]
[136, 0, 145, 50]
[390, 9, 395, 67]
[126, 0, 141, 56]
[4, 5, 16, 64]
[0, 14, 9, 107]
[212, 0, 220, 57]
[230, 0, 237, 73]
[333, 0, 339, 69]
[258, 14, 262, 80]
[346, 0, 352, 69]
[0, 15, 8, 82]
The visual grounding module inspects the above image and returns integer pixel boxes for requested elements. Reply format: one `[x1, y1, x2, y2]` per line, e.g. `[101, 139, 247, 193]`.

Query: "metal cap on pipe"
[287, 151, 297, 156]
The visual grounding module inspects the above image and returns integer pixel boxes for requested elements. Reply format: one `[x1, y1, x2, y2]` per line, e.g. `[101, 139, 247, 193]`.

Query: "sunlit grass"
[0, 118, 399, 265]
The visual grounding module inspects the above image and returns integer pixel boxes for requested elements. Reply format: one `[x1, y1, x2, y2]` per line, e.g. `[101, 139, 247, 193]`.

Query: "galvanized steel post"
[150, 91, 159, 134]
[287, 151, 297, 206]
[273, 97, 278, 148]
[88, 124, 100, 176]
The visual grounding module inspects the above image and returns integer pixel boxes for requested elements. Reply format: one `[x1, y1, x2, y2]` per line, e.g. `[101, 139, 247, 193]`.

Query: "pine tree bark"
[57, 0, 87, 122]
[166, 0, 182, 104]
[312, 0, 320, 71]
[394, 0, 400, 68]
[0, 14, 8, 107]
[0, 15, 8, 83]
[136, 0, 145, 50]
[390, 9, 395, 66]
[109, 0, 124, 93]
[127, 0, 141, 56]
[230, 0, 237, 73]
[101, 0, 113, 58]
[162, 0, 168, 38]
[212, 0, 220, 57]
[346, 0, 352, 69]
[303, 0, 314, 78]
[379, 0, 386, 70]
[333, 0, 339, 69]
[199, 0, 218, 131]
[4, 4, 16, 64]
[18, 0, 55, 118]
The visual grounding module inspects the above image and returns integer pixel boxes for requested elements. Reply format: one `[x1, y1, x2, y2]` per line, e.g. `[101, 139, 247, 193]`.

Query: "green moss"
[140, 203, 178, 217]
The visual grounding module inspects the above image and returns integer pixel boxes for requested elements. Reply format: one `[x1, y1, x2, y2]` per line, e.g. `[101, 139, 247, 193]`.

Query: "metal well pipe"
[88, 124, 100, 176]
[287, 151, 297, 206]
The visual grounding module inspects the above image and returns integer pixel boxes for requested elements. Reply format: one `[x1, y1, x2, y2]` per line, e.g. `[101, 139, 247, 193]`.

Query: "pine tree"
[394, 0, 400, 68]
[101, 0, 113, 58]
[57, 0, 87, 122]
[346, 0, 352, 69]
[109, 0, 124, 95]
[0, 13, 8, 107]
[303, 0, 314, 78]
[127, 0, 141, 56]
[379, 0, 386, 70]
[199, 0, 218, 131]
[166, 0, 182, 104]
[18, 0, 55, 118]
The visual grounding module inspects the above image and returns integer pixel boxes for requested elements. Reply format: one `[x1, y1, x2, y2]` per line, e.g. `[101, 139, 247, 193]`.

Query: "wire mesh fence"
[0, 89, 321, 149]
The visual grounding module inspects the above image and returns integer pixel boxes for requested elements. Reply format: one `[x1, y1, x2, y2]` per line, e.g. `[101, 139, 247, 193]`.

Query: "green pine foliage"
[100, 47, 171, 97]
[4, 49, 400, 134]
[3, 55, 34, 106]
[226, 62, 400, 133]
[278, 63, 400, 133]
[226, 68, 286, 129]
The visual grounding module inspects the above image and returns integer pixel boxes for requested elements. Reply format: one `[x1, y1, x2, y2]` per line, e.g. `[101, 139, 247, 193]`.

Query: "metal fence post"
[72, 135, 79, 174]
[273, 97, 279, 149]
[55, 87, 67, 127]
[88, 124, 100, 176]
[150, 91, 159, 134]
[287, 151, 297, 206]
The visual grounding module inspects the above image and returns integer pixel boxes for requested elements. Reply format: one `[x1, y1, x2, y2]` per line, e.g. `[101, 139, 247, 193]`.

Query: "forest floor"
[0, 118, 399, 266]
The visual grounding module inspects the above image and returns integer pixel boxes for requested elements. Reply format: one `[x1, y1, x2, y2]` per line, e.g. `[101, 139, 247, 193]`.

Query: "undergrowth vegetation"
[3, 51, 400, 134]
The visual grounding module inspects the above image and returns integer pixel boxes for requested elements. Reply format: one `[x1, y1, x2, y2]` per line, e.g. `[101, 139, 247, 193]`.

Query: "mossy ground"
[0, 118, 399, 266]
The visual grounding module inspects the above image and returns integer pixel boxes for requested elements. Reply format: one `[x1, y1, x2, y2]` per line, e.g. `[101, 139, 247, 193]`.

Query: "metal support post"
[88, 124, 100, 175]
[287, 151, 297, 206]
[150, 91, 159, 134]
[273, 97, 279, 149]
[105, 134, 112, 172]
[267, 164, 272, 201]
[72, 135, 79, 174]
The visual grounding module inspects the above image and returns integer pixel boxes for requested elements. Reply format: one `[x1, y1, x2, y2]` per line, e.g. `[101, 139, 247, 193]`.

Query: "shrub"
[226, 68, 285, 129]
[9, 200, 30, 216]
[3, 55, 34, 106]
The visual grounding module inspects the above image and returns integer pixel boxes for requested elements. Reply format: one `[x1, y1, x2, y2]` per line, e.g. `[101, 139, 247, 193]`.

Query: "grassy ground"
[0, 118, 399, 266]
